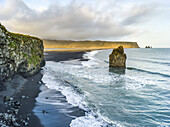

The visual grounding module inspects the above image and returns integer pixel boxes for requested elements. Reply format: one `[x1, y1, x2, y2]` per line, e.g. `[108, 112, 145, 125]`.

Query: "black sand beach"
[0, 51, 87, 127]
[0, 72, 43, 127]
[45, 51, 88, 62]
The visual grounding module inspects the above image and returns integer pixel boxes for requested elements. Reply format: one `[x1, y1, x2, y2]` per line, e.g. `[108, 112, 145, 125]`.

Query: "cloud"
[0, 0, 154, 40]
[122, 5, 154, 25]
[0, 0, 31, 20]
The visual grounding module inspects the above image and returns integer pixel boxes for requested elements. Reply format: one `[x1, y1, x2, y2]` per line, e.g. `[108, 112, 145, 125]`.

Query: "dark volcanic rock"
[109, 46, 127, 68]
[0, 23, 45, 81]
[0, 96, 31, 127]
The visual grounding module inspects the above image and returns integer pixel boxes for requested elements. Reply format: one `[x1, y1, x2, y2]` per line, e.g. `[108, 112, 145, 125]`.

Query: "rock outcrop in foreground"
[109, 46, 127, 68]
[0, 23, 45, 81]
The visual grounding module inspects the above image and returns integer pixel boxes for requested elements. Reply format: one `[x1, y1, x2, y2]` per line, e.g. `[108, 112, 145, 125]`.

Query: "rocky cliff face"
[0, 23, 45, 81]
[109, 46, 127, 68]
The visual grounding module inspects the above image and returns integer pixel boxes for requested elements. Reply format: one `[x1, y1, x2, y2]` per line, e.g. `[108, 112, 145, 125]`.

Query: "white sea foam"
[39, 60, 118, 127]
[81, 50, 100, 67]
[39, 51, 138, 127]
[123, 75, 159, 90]
[70, 112, 109, 127]
[42, 49, 170, 126]
[70, 111, 125, 127]
[37, 50, 159, 127]
[41, 66, 86, 109]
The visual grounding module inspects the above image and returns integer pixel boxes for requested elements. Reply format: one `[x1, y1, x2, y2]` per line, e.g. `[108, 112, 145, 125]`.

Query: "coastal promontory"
[43, 40, 140, 50]
[0, 23, 45, 81]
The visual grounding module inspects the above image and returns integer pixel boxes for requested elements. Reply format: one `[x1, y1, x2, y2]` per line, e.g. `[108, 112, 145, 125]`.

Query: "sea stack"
[0, 23, 45, 81]
[109, 46, 127, 68]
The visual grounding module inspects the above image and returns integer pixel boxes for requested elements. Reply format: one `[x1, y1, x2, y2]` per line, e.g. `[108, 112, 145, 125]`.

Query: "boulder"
[0, 23, 45, 81]
[109, 46, 127, 68]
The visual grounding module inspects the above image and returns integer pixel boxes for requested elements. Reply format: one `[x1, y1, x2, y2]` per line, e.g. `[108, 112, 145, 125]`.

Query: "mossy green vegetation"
[9, 32, 41, 42]
[0, 23, 45, 80]
[0, 23, 8, 33]
[6, 30, 43, 63]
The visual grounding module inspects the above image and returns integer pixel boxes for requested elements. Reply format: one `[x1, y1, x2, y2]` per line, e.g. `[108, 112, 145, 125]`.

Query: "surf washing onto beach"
[34, 48, 170, 127]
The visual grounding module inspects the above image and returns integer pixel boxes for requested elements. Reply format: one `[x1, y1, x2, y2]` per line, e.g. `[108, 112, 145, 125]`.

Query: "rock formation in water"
[145, 46, 152, 48]
[109, 46, 127, 68]
[0, 23, 45, 81]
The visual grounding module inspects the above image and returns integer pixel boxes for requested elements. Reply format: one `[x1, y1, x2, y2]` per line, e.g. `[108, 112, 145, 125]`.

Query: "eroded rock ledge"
[0, 23, 45, 81]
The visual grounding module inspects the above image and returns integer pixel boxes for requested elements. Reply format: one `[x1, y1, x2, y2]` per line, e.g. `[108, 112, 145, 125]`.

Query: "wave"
[70, 112, 120, 127]
[129, 58, 170, 66]
[81, 50, 102, 67]
[127, 67, 170, 78]
[81, 49, 170, 79]
[40, 62, 117, 127]
[41, 67, 86, 109]
[38, 49, 170, 126]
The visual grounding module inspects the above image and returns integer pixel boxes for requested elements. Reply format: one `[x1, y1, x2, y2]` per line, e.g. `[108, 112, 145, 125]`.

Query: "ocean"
[34, 48, 170, 127]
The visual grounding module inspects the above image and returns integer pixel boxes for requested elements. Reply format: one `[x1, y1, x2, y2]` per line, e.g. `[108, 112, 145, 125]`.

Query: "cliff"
[43, 40, 140, 49]
[0, 23, 45, 81]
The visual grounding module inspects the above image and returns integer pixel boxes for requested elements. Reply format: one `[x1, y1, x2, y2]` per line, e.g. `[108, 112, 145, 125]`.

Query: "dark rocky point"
[42, 110, 48, 114]
[109, 46, 127, 68]
[145, 46, 152, 48]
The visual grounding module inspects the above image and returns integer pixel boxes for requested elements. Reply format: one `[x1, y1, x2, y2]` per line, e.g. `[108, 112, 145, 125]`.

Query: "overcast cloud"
[0, 0, 155, 40]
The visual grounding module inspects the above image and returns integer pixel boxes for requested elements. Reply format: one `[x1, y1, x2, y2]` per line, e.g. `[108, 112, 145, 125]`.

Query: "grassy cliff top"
[44, 39, 138, 43]
[43, 39, 140, 49]
[9, 32, 42, 42]
[0, 23, 42, 42]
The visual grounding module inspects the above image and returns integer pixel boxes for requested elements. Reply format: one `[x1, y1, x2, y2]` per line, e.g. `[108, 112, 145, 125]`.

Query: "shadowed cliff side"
[0, 23, 45, 81]
[43, 39, 140, 49]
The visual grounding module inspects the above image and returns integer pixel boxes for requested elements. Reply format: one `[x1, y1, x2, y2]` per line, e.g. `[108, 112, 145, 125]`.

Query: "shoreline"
[44, 48, 105, 52]
[45, 51, 88, 62]
[0, 72, 44, 127]
[0, 51, 88, 127]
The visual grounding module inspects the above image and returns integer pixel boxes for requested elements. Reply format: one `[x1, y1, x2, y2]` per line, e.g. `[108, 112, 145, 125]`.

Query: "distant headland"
[43, 39, 140, 51]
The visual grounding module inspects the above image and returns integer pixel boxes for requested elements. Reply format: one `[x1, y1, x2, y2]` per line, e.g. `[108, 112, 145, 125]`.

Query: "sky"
[0, 0, 170, 47]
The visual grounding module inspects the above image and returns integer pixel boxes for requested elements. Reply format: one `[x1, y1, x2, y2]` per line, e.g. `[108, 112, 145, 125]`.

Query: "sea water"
[35, 48, 170, 127]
